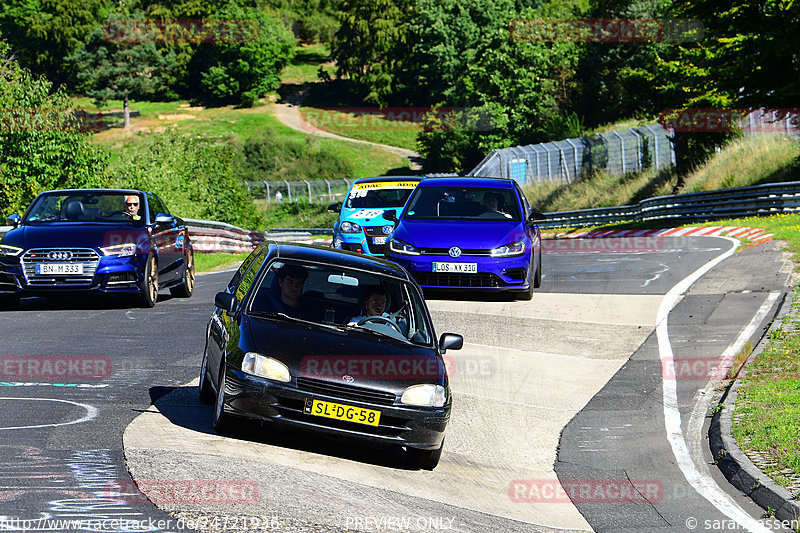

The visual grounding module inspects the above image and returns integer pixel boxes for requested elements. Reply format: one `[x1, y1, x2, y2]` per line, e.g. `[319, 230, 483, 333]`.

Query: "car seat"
[64, 201, 84, 220]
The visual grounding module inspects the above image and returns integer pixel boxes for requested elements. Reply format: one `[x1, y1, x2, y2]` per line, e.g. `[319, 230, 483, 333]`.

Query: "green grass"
[256, 200, 339, 229]
[280, 43, 333, 85]
[731, 288, 800, 497]
[194, 253, 245, 273]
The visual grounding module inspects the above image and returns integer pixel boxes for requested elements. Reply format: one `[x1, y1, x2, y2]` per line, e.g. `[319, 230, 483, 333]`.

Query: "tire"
[212, 362, 233, 433]
[170, 249, 195, 298]
[198, 345, 215, 404]
[139, 254, 158, 308]
[533, 251, 542, 288]
[0, 294, 19, 310]
[407, 438, 444, 470]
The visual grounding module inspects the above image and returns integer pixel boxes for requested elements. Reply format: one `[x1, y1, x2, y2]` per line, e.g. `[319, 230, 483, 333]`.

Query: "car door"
[146, 193, 181, 281]
[514, 183, 540, 260]
[207, 247, 268, 386]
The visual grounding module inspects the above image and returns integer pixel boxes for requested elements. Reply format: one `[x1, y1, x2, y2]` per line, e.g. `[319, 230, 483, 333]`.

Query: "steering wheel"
[356, 315, 396, 327]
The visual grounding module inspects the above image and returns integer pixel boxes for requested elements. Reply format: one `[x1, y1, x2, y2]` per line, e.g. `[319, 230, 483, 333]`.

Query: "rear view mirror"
[327, 203, 341, 213]
[383, 210, 397, 221]
[530, 212, 546, 222]
[6, 214, 21, 228]
[328, 274, 359, 286]
[439, 333, 463, 352]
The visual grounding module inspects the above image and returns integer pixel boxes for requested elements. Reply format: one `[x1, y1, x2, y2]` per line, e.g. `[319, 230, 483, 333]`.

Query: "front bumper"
[0, 252, 145, 296]
[332, 231, 390, 257]
[386, 253, 531, 291]
[223, 368, 450, 450]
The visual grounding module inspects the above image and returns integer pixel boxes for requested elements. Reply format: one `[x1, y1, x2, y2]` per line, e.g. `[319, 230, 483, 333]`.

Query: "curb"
[709, 290, 800, 522]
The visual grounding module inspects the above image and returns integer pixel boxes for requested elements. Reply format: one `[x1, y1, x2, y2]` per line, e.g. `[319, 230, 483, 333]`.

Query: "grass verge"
[195, 253, 245, 273]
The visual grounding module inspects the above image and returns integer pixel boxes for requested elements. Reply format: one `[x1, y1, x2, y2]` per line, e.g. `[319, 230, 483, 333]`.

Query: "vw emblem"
[448, 247, 462, 258]
[342, 375, 355, 383]
[382, 225, 394, 235]
[47, 250, 72, 261]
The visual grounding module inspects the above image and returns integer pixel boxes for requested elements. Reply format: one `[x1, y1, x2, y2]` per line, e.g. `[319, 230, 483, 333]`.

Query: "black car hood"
[243, 315, 446, 390]
[5, 224, 147, 249]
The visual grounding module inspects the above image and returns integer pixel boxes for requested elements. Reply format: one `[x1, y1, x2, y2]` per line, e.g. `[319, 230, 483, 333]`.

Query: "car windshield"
[345, 181, 418, 209]
[404, 186, 521, 221]
[248, 260, 432, 346]
[23, 192, 145, 225]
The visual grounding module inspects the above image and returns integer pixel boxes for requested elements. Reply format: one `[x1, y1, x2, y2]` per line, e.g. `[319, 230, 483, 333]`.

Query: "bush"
[0, 40, 108, 216]
[107, 130, 263, 229]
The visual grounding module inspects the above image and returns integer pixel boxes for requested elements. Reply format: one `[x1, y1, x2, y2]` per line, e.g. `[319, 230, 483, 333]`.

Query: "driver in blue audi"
[348, 285, 406, 334]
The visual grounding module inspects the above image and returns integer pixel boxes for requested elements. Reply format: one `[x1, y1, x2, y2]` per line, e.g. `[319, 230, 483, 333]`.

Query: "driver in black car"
[348, 285, 406, 334]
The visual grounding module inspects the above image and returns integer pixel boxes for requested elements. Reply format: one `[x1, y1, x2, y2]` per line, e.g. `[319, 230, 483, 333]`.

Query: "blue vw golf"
[385, 177, 544, 299]
[329, 176, 421, 256]
[0, 188, 194, 309]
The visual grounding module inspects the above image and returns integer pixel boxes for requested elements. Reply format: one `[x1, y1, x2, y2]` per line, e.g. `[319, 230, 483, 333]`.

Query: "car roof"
[271, 243, 412, 281]
[351, 176, 422, 184]
[415, 176, 517, 189]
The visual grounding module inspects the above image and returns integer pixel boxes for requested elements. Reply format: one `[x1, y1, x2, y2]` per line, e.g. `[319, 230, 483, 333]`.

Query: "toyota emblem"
[342, 375, 355, 383]
[448, 247, 462, 258]
[382, 225, 394, 235]
[47, 250, 73, 261]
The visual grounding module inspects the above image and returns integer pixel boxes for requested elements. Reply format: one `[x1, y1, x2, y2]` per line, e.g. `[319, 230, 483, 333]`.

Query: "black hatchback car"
[199, 243, 463, 469]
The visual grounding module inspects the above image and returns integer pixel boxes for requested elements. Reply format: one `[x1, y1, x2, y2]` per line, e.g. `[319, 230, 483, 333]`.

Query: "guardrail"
[539, 181, 800, 229]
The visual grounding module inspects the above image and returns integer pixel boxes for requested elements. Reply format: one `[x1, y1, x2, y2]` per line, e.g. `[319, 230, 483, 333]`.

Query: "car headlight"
[490, 241, 525, 257]
[401, 384, 447, 407]
[340, 221, 362, 233]
[0, 245, 23, 257]
[389, 238, 419, 256]
[99, 243, 137, 257]
[242, 352, 291, 382]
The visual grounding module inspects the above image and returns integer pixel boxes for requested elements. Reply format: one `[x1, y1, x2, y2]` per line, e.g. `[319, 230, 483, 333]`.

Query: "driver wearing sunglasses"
[123, 195, 141, 221]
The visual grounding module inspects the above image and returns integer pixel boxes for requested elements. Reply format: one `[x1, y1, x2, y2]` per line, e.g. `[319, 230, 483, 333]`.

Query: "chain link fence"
[245, 179, 353, 205]
[469, 124, 675, 184]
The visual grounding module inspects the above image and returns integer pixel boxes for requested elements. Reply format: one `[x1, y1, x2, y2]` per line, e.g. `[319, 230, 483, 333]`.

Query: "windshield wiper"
[248, 310, 301, 322]
[343, 322, 412, 344]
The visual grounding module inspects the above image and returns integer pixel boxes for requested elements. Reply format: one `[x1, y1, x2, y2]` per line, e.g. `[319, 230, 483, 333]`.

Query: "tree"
[0, 40, 107, 216]
[189, 3, 295, 106]
[330, 0, 412, 105]
[0, 0, 109, 83]
[67, 13, 178, 128]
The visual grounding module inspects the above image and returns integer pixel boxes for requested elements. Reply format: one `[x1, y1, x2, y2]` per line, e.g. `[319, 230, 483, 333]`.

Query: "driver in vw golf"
[348, 285, 407, 334]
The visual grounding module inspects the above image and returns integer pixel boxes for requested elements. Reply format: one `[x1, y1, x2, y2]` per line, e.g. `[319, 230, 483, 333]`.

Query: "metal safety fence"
[245, 179, 352, 205]
[469, 124, 675, 184]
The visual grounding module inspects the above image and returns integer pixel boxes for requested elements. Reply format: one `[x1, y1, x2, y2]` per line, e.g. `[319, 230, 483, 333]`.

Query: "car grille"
[413, 272, 505, 288]
[296, 377, 397, 406]
[418, 248, 491, 256]
[363, 225, 393, 237]
[21, 248, 100, 286]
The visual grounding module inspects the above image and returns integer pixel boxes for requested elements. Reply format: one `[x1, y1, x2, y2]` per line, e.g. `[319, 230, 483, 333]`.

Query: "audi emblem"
[342, 375, 355, 383]
[448, 247, 462, 258]
[47, 251, 73, 261]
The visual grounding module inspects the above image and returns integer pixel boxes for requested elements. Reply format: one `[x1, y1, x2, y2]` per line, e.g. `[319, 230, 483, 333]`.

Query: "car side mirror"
[215, 292, 237, 313]
[383, 210, 397, 222]
[530, 212, 546, 222]
[439, 333, 463, 353]
[6, 214, 21, 228]
[155, 213, 175, 224]
[327, 203, 341, 214]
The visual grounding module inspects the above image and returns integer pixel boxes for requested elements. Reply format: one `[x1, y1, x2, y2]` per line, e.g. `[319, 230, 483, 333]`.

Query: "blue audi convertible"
[385, 177, 544, 300]
[0, 189, 194, 308]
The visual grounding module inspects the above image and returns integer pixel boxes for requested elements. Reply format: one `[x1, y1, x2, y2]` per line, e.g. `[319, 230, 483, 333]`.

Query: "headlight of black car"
[242, 352, 291, 382]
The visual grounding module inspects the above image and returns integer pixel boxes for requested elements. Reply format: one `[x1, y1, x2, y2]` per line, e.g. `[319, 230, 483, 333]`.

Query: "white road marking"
[0, 398, 98, 431]
[658, 236, 772, 532]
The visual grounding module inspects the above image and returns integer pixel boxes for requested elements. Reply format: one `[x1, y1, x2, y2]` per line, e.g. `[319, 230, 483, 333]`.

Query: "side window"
[146, 194, 158, 222]
[152, 194, 169, 215]
[234, 248, 267, 302]
[516, 184, 532, 219]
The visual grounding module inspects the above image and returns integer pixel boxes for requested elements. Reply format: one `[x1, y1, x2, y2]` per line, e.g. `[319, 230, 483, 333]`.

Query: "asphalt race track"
[0, 236, 793, 532]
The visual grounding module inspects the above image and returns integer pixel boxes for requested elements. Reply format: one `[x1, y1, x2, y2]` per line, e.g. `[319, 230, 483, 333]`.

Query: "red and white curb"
[544, 226, 774, 249]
